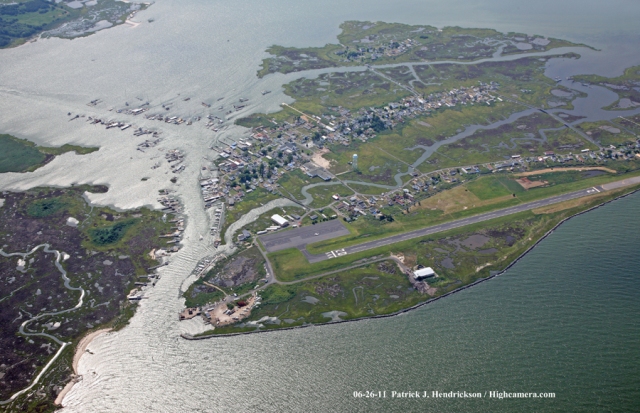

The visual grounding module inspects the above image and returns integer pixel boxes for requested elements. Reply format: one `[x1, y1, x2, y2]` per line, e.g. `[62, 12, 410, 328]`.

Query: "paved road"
[305, 176, 640, 263]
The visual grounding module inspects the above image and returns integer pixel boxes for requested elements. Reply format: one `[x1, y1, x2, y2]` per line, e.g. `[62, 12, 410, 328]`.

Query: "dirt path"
[515, 166, 617, 176]
[203, 281, 228, 296]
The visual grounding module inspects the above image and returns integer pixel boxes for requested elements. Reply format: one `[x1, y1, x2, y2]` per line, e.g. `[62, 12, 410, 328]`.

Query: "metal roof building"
[271, 214, 289, 227]
[413, 267, 436, 280]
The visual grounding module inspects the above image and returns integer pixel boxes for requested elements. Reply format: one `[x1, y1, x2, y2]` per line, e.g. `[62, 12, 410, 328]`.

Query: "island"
[181, 21, 640, 338]
[0, 133, 99, 173]
[0, 0, 150, 48]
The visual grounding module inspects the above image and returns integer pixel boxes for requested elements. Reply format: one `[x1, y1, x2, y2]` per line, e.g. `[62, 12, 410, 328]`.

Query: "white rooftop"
[413, 267, 435, 279]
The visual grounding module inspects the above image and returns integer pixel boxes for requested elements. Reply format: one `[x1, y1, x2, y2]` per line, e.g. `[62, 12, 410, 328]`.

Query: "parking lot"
[259, 219, 350, 252]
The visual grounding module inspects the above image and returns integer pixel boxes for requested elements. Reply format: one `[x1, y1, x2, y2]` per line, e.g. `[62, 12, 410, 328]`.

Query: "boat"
[261, 90, 271, 95]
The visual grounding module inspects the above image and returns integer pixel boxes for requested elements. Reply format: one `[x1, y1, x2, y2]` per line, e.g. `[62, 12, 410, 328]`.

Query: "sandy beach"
[54, 328, 112, 406]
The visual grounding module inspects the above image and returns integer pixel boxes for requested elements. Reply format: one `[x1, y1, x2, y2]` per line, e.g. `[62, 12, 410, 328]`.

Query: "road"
[304, 176, 640, 263]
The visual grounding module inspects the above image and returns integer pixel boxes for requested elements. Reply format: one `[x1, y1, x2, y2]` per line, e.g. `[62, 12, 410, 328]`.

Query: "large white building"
[271, 214, 289, 227]
[413, 267, 435, 280]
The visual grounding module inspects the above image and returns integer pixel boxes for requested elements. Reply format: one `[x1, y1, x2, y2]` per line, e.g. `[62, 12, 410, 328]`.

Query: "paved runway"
[259, 219, 350, 252]
[305, 176, 640, 263]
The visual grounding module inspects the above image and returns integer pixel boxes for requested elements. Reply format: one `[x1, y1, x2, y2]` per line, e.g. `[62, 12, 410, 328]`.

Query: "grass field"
[246, 260, 423, 326]
[305, 169, 640, 254]
[202, 176, 640, 335]
[576, 120, 638, 147]
[543, 127, 598, 151]
[0, 134, 99, 173]
[278, 169, 323, 200]
[346, 182, 390, 195]
[271, 181, 639, 283]
[220, 188, 281, 243]
[427, 112, 564, 170]
[307, 183, 355, 209]
[184, 246, 267, 308]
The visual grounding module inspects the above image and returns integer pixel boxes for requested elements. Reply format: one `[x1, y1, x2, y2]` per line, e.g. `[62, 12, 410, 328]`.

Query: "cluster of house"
[492, 143, 640, 171]
[310, 83, 499, 145]
[334, 38, 419, 61]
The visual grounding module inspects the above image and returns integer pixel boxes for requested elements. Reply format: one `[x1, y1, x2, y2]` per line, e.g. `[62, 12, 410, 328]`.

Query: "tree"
[370, 114, 386, 132]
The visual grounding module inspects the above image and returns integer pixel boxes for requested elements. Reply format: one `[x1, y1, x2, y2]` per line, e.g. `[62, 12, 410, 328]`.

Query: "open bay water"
[0, 0, 638, 411]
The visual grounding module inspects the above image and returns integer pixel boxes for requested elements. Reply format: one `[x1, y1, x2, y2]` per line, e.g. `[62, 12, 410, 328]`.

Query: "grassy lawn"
[278, 168, 323, 200]
[307, 183, 355, 209]
[220, 188, 281, 243]
[346, 182, 390, 195]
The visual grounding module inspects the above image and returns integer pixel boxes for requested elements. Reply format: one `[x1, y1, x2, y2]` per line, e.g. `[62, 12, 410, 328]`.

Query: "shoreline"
[54, 328, 112, 406]
[182, 186, 640, 340]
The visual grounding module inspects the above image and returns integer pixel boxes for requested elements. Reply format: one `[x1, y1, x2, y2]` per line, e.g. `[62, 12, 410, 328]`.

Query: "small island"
[182, 21, 640, 338]
[0, 0, 150, 48]
[0, 133, 99, 173]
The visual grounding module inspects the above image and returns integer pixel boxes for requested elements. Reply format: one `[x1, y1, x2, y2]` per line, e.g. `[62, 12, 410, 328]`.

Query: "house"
[238, 229, 251, 242]
[413, 267, 436, 280]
